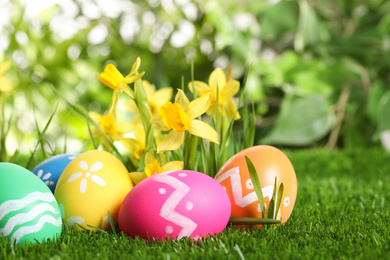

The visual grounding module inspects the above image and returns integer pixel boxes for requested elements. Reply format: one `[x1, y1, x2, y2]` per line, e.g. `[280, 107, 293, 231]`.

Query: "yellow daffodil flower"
[129, 153, 183, 184]
[0, 60, 13, 93]
[189, 67, 240, 120]
[151, 89, 219, 153]
[125, 80, 173, 123]
[122, 124, 146, 166]
[89, 111, 134, 151]
[97, 57, 145, 98]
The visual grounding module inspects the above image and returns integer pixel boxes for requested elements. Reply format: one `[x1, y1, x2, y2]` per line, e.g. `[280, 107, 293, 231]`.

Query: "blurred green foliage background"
[1, 0, 390, 162]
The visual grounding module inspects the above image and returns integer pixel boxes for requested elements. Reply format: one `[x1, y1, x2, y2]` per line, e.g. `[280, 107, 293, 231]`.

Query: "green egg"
[0, 163, 62, 245]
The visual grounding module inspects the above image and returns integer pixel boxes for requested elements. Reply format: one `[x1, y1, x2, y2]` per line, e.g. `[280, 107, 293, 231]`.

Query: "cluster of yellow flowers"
[91, 58, 240, 183]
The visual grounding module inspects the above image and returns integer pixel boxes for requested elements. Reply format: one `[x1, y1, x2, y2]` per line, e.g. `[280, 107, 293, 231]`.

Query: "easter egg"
[54, 150, 133, 231]
[215, 145, 297, 227]
[32, 153, 79, 193]
[118, 170, 231, 241]
[0, 163, 62, 245]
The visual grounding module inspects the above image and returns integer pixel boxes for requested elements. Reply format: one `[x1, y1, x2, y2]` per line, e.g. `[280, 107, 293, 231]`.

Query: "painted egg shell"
[0, 163, 62, 245]
[54, 150, 133, 231]
[215, 145, 297, 227]
[32, 153, 79, 193]
[119, 170, 231, 241]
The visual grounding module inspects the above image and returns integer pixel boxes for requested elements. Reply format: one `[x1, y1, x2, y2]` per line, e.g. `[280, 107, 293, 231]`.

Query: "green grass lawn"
[1, 148, 389, 259]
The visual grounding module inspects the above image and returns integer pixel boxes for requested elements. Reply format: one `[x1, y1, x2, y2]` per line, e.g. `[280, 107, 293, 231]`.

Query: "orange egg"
[215, 145, 297, 228]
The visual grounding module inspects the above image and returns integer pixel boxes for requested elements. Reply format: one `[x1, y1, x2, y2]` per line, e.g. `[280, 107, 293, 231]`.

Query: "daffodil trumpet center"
[149, 100, 159, 116]
[100, 115, 116, 134]
[145, 159, 164, 177]
[201, 89, 223, 108]
[159, 102, 191, 132]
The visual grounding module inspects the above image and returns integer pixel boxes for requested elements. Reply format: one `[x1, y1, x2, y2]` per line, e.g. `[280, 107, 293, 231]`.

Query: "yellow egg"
[54, 150, 133, 231]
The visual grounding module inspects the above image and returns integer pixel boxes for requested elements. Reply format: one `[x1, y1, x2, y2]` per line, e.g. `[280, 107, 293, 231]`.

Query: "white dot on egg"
[257, 204, 261, 212]
[85, 172, 91, 178]
[246, 179, 254, 189]
[222, 186, 227, 191]
[186, 201, 193, 211]
[159, 188, 166, 195]
[104, 216, 110, 225]
[165, 225, 174, 234]
[178, 173, 187, 177]
[283, 196, 290, 207]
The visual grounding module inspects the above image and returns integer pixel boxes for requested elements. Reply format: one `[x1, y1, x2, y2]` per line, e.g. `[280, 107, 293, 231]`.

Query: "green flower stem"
[134, 79, 156, 157]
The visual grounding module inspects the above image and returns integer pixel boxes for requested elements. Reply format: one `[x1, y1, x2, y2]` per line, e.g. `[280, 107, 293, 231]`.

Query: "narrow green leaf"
[267, 197, 275, 219]
[268, 176, 278, 219]
[275, 183, 284, 219]
[107, 211, 117, 234]
[86, 119, 98, 150]
[229, 217, 281, 225]
[65, 100, 125, 164]
[245, 155, 266, 217]
[26, 104, 58, 169]
[86, 224, 106, 233]
[219, 64, 251, 161]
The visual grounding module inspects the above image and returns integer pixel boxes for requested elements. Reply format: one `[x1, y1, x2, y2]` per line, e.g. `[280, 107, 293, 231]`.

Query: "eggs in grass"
[54, 150, 133, 231]
[32, 153, 79, 193]
[0, 163, 62, 245]
[118, 170, 231, 241]
[215, 145, 297, 227]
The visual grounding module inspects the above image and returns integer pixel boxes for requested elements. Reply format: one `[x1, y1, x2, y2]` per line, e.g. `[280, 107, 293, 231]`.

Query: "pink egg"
[118, 170, 231, 241]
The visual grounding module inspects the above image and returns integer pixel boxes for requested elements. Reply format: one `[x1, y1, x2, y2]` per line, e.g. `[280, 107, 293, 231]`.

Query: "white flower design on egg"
[37, 169, 54, 186]
[67, 161, 106, 193]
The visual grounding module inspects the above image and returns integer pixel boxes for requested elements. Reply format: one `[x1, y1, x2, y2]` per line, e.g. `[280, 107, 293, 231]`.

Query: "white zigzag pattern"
[153, 172, 197, 239]
[215, 167, 280, 218]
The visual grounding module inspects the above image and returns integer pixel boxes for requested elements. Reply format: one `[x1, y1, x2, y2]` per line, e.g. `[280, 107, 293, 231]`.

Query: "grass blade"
[267, 197, 275, 219]
[107, 211, 117, 234]
[86, 119, 98, 150]
[65, 100, 125, 164]
[245, 155, 266, 217]
[275, 182, 284, 220]
[26, 103, 58, 169]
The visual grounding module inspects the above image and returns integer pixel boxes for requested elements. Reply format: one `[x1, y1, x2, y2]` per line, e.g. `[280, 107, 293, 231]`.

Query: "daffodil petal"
[129, 171, 148, 184]
[115, 121, 135, 134]
[163, 161, 184, 171]
[188, 119, 219, 144]
[151, 114, 171, 131]
[124, 72, 145, 84]
[175, 89, 190, 112]
[187, 92, 211, 119]
[0, 60, 11, 75]
[90, 128, 101, 138]
[153, 87, 173, 107]
[141, 80, 154, 98]
[127, 57, 141, 77]
[89, 111, 102, 124]
[221, 80, 240, 99]
[121, 138, 139, 154]
[157, 131, 185, 153]
[188, 81, 209, 96]
[0, 77, 13, 92]
[225, 99, 240, 120]
[145, 152, 155, 165]
[135, 124, 146, 145]
[209, 68, 226, 92]
[124, 99, 138, 113]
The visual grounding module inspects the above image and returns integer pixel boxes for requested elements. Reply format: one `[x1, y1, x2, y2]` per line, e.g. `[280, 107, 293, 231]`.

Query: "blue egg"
[32, 153, 79, 193]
